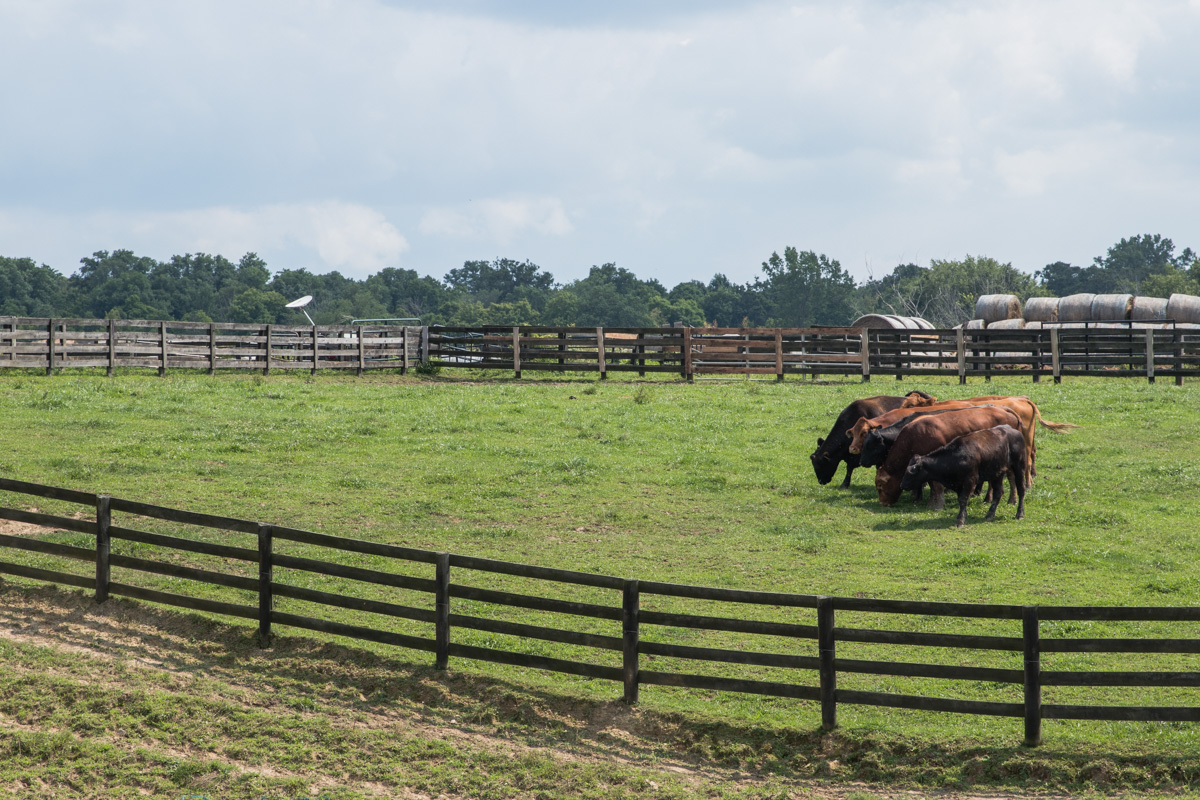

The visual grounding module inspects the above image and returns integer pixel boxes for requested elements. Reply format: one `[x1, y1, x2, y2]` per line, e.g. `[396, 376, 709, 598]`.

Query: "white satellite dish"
[286, 295, 315, 325]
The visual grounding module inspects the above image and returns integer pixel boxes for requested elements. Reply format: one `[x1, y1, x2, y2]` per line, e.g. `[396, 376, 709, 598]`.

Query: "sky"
[2, 0, 1198, 289]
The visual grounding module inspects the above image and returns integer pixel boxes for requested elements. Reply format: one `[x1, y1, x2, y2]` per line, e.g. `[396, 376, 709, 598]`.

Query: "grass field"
[1, 368, 1199, 798]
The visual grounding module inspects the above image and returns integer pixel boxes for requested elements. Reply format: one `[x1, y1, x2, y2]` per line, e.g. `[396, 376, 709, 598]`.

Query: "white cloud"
[0, 202, 409, 278]
[419, 197, 573, 243]
[3, 0, 1200, 285]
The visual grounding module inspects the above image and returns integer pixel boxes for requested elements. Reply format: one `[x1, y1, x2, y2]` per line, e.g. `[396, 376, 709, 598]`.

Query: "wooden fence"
[4, 316, 1197, 384]
[0, 317, 420, 375]
[3, 477, 1200, 746]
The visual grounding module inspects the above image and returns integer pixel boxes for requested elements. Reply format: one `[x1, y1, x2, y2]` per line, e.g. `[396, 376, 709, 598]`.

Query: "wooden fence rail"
[2, 477, 1200, 746]
[6, 316, 1200, 383]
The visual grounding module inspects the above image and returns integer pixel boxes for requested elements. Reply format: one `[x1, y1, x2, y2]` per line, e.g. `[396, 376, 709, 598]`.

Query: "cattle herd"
[809, 392, 1078, 527]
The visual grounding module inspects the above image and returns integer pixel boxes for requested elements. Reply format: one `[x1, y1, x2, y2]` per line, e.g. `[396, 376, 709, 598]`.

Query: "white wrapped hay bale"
[1059, 293, 1097, 322]
[975, 294, 1022, 323]
[1167, 294, 1200, 325]
[986, 318, 1026, 330]
[1023, 297, 1059, 322]
[1090, 294, 1133, 321]
[1131, 296, 1168, 321]
[964, 319, 987, 330]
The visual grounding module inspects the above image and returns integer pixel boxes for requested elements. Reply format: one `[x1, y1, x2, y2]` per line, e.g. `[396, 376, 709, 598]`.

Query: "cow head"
[858, 428, 890, 468]
[846, 417, 879, 454]
[809, 437, 839, 485]
[900, 456, 931, 492]
[901, 390, 937, 408]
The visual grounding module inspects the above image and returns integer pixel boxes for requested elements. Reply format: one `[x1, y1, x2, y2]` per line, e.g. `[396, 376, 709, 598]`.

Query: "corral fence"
[3, 477, 1200, 747]
[5, 316, 1200, 383]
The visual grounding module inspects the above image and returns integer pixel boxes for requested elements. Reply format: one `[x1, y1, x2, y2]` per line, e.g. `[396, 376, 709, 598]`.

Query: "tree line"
[1, 234, 1196, 329]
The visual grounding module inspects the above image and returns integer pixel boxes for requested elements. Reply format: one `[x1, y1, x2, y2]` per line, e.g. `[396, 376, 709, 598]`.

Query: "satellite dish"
[286, 295, 316, 325]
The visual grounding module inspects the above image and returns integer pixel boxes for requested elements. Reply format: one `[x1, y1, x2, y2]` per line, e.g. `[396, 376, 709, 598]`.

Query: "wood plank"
[638, 670, 821, 700]
[838, 689, 1024, 717]
[109, 525, 259, 562]
[449, 583, 621, 621]
[447, 642, 622, 681]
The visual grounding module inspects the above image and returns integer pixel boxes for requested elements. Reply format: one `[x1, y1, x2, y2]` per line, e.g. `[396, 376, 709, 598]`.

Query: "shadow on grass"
[3, 582, 1199, 794]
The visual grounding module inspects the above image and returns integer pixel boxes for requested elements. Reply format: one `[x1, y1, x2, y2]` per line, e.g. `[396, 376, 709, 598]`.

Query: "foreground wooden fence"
[3, 477, 1200, 746]
[5, 316, 1200, 383]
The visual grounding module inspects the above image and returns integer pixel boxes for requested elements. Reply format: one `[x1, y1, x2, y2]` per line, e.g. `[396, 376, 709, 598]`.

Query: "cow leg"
[840, 465, 854, 489]
[983, 480, 1003, 522]
[955, 488, 971, 527]
[928, 482, 946, 511]
[1006, 469, 1017, 505]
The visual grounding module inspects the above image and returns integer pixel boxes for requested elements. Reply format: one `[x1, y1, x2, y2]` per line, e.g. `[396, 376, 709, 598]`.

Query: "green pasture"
[2, 368, 1200, 796]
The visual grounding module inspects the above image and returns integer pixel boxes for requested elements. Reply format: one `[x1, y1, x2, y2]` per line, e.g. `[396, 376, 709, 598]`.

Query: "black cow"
[899, 425, 1027, 527]
[809, 391, 931, 487]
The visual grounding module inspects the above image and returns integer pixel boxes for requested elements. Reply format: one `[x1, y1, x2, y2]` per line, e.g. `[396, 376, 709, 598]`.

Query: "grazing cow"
[809, 391, 932, 487]
[898, 393, 1078, 486]
[900, 425, 1027, 527]
[846, 399, 995, 455]
[872, 406, 1021, 507]
[857, 406, 992, 469]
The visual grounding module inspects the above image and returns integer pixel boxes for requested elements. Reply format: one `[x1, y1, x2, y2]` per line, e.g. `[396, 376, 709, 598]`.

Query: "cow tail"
[1031, 400, 1080, 432]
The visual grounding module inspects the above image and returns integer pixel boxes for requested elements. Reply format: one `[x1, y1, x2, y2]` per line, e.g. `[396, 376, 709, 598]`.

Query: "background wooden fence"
[3, 476, 1200, 747]
[0, 317, 420, 375]
[5, 316, 1200, 383]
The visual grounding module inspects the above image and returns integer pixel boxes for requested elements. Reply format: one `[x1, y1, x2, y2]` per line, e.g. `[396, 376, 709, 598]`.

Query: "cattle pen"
[3, 476, 1200, 748]
[5, 316, 1200, 384]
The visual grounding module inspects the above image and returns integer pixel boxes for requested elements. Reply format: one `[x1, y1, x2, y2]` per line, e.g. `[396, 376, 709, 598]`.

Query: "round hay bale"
[1167, 294, 1200, 325]
[1090, 294, 1133, 321]
[1023, 297, 1059, 322]
[986, 318, 1026, 330]
[907, 317, 935, 330]
[851, 314, 921, 329]
[975, 294, 1022, 323]
[1131, 321, 1166, 329]
[1025, 320, 1044, 330]
[1059, 293, 1097, 322]
[964, 319, 986, 330]
[1131, 296, 1168, 320]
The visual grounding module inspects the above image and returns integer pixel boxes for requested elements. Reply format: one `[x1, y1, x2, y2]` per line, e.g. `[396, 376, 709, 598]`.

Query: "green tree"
[229, 288, 286, 324]
[862, 256, 1044, 327]
[759, 247, 856, 327]
[0, 257, 69, 316]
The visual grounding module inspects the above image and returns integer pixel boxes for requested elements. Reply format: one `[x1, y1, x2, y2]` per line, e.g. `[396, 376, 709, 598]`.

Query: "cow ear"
[816, 437, 825, 447]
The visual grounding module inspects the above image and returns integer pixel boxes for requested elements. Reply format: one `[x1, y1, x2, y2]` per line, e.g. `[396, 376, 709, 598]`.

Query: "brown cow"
[871, 406, 1021, 507]
[898, 393, 1078, 486]
[900, 425, 1028, 527]
[846, 400, 992, 455]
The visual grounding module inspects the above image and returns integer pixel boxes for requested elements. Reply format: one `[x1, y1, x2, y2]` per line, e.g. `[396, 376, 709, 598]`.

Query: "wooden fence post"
[257, 524, 273, 647]
[95, 495, 111, 603]
[1051, 328, 1061, 384]
[46, 318, 55, 376]
[956, 328, 967, 385]
[1175, 327, 1184, 386]
[263, 325, 272, 376]
[859, 330, 870, 383]
[435, 552, 450, 670]
[357, 325, 365, 377]
[159, 321, 168, 377]
[107, 319, 117, 377]
[312, 325, 319, 376]
[682, 327, 693, 383]
[775, 328, 784, 381]
[401, 327, 410, 376]
[622, 579, 640, 704]
[597, 327, 607, 380]
[637, 332, 646, 378]
[208, 323, 216, 376]
[1023, 606, 1042, 747]
[512, 327, 521, 379]
[818, 596, 837, 730]
[1146, 328, 1155, 384]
